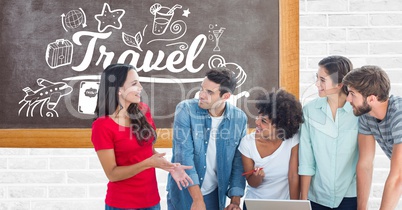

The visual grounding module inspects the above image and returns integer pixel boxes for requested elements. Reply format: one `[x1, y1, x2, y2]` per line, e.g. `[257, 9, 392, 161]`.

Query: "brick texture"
[1, 1, 402, 209]
[300, 0, 402, 209]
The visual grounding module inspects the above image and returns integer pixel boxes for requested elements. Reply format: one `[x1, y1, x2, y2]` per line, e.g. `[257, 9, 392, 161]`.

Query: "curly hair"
[256, 89, 304, 140]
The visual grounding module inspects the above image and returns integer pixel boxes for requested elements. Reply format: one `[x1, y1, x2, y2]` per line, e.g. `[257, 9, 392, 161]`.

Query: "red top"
[91, 103, 160, 208]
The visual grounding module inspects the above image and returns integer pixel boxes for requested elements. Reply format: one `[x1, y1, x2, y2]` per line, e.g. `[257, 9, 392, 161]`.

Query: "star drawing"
[94, 3, 126, 33]
[183, 8, 191, 17]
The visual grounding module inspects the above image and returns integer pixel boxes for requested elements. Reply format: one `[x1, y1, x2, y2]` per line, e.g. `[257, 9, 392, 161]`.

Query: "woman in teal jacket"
[299, 56, 359, 210]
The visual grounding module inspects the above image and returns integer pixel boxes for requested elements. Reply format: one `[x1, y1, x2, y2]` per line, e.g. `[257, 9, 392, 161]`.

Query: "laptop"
[245, 198, 312, 210]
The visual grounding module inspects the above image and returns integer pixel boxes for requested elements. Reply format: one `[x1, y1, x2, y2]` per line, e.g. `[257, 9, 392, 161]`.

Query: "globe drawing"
[65, 10, 84, 29]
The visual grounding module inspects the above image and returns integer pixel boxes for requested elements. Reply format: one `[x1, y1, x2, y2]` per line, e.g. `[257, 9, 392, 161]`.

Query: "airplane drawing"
[18, 78, 73, 117]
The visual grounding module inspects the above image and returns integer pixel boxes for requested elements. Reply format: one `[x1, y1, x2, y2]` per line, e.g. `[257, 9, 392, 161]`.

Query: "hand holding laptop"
[245, 199, 312, 210]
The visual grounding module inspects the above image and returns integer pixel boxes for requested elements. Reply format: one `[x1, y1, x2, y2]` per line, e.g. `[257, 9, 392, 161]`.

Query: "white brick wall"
[1, 0, 402, 209]
[300, 0, 402, 209]
[0, 148, 173, 210]
[0, 149, 106, 210]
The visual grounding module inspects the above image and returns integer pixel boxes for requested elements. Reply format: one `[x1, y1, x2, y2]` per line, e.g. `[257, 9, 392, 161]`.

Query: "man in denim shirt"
[167, 68, 247, 210]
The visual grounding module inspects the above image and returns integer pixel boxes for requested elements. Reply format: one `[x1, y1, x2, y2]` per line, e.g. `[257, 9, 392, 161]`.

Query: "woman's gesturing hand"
[147, 152, 175, 171]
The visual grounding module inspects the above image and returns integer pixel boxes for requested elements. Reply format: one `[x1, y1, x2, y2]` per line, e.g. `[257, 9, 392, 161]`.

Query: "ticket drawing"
[78, 81, 99, 115]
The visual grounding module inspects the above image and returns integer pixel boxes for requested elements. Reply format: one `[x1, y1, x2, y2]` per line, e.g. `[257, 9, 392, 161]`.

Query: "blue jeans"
[105, 203, 160, 210]
[203, 188, 219, 210]
[167, 188, 219, 210]
[311, 197, 357, 210]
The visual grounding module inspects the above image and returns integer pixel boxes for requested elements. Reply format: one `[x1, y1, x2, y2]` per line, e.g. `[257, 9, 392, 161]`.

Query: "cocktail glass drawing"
[212, 27, 225, 51]
[151, 4, 182, 35]
[152, 7, 174, 35]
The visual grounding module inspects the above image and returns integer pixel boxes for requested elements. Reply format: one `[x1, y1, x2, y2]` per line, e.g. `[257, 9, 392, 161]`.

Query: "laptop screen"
[245, 199, 312, 210]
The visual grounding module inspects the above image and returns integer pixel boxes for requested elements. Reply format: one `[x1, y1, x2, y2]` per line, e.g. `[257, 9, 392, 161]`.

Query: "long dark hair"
[94, 64, 156, 144]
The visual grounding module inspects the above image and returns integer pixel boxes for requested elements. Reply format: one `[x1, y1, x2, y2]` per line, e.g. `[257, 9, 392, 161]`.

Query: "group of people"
[91, 56, 402, 210]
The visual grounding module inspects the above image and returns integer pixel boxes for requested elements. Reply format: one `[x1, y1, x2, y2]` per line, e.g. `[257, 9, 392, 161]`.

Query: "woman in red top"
[92, 64, 193, 210]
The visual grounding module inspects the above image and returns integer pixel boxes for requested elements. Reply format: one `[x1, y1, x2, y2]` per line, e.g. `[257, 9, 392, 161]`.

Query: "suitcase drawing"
[45, 39, 73, 69]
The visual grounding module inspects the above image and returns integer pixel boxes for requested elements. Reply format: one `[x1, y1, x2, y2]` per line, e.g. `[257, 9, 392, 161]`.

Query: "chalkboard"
[0, 0, 299, 147]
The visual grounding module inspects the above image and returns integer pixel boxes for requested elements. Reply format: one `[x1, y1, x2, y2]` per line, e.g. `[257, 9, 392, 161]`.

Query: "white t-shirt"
[238, 132, 299, 199]
[201, 115, 224, 195]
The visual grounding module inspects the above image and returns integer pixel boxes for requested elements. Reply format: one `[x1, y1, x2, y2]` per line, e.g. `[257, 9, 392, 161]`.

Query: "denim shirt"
[167, 99, 247, 210]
